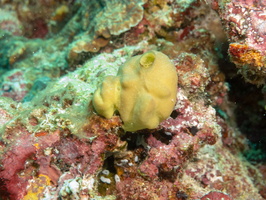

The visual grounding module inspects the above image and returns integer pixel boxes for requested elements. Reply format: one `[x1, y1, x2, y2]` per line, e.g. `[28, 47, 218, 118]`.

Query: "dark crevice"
[170, 110, 180, 119]
[152, 130, 173, 145]
[217, 43, 266, 163]
[120, 132, 149, 150]
[102, 155, 116, 174]
[187, 126, 199, 136]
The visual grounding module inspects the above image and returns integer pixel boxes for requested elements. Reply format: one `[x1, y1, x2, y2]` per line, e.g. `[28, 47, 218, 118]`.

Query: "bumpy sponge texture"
[93, 51, 177, 131]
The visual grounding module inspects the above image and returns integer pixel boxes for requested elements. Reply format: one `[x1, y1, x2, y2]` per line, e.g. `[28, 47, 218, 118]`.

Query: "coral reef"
[0, 0, 265, 199]
[94, 0, 146, 36]
[213, 0, 266, 85]
[67, 0, 147, 61]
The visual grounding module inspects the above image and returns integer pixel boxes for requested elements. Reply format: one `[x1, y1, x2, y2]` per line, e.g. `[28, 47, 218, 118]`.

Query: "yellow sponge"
[93, 50, 178, 131]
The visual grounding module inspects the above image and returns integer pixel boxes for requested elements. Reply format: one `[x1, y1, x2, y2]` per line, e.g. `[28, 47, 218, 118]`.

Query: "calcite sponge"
[93, 51, 178, 131]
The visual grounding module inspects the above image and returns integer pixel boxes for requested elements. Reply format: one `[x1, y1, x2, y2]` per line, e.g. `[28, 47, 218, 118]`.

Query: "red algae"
[213, 0, 266, 85]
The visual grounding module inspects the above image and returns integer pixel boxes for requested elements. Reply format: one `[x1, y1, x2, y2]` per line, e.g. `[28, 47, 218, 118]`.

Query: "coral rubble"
[0, 0, 265, 199]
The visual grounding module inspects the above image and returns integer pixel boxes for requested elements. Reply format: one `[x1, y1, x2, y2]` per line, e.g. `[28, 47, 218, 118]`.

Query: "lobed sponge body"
[93, 51, 177, 131]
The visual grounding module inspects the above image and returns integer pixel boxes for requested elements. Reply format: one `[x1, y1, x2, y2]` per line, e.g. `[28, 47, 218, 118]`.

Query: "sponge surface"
[93, 50, 178, 131]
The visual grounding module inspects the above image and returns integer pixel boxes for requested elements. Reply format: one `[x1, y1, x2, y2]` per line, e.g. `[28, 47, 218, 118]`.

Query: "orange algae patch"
[33, 143, 40, 149]
[83, 115, 122, 138]
[35, 131, 49, 137]
[229, 43, 265, 68]
[23, 174, 51, 200]
[52, 5, 69, 21]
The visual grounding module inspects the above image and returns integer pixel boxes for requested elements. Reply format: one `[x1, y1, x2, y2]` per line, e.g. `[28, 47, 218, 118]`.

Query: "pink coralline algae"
[213, 0, 266, 84]
[0, 108, 12, 126]
[0, 9, 23, 36]
[221, 1, 266, 50]
[0, 116, 124, 199]
[0, 70, 29, 101]
[200, 191, 233, 200]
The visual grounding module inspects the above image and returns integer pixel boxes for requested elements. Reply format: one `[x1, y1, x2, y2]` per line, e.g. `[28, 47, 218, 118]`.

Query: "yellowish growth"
[139, 51, 156, 68]
[93, 76, 120, 119]
[230, 43, 265, 68]
[93, 50, 178, 131]
[23, 174, 51, 200]
[52, 5, 69, 21]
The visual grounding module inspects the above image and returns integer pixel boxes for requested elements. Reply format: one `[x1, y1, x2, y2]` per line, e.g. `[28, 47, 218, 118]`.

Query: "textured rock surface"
[0, 0, 265, 199]
[213, 0, 266, 85]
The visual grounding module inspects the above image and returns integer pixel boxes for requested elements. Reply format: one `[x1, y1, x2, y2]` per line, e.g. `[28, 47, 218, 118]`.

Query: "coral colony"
[0, 0, 265, 200]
